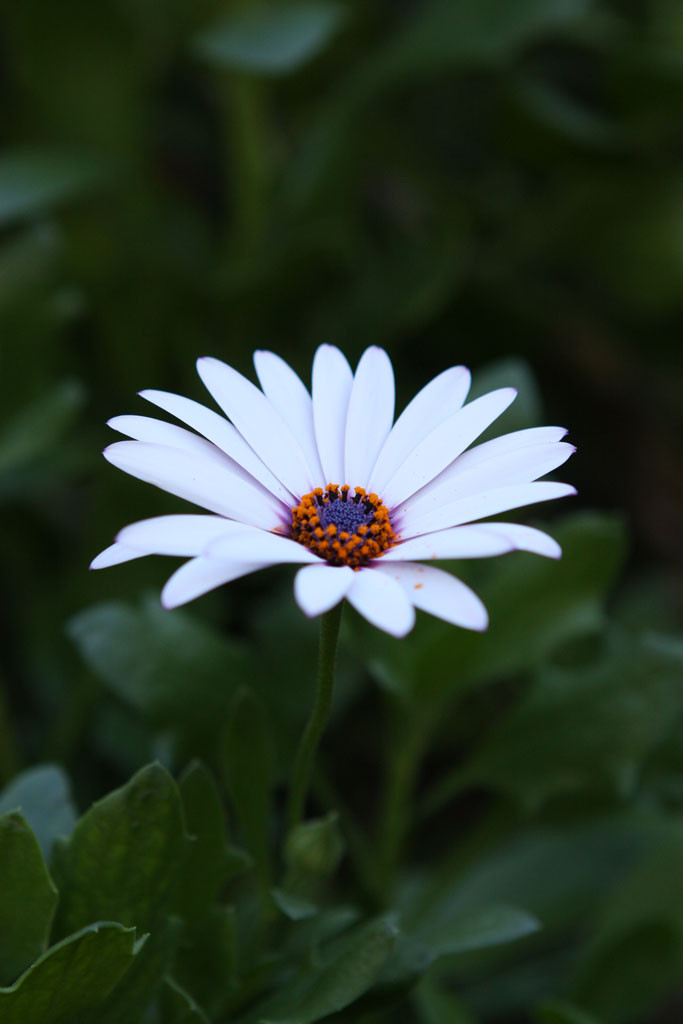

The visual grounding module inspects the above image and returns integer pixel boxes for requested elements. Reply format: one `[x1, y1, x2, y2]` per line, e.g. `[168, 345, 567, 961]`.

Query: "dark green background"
[0, 2, 682, 1022]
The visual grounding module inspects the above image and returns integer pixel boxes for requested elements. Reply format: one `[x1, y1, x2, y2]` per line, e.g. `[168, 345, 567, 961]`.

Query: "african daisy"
[91, 346, 575, 637]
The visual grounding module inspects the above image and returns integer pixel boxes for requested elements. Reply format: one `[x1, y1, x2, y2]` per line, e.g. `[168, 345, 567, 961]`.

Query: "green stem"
[287, 603, 343, 829]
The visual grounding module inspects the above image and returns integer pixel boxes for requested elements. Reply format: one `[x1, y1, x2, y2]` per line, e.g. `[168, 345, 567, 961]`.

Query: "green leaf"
[160, 977, 210, 1023]
[194, 2, 345, 76]
[416, 513, 626, 699]
[173, 760, 246, 925]
[0, 922, 137, 1023]
[0, 764, 76, 860]
[271, 888, 319, 921]
[87, 918, 183, 1024]
[262, 916, 399, 1023]
[0, 149, 108, 227]
[68, 597, 248, 730]
[0, 812, 58, 984]
[464, 631, 683, 807]
[513, 78, 623, 149]
[422, 904, 541, 958]
[595, 826, 683, 937]
[51, 763, 190, 938]
[536, 1002, 602, 1024]
[0, 380, 85, 476]
[407, 813, 672, 950]
[221, 688, 274, 886]
[572, 829, 683, 1020]
[572, 922, 682, 1024]
[414, 978, 476, 1024]
[173, 906, 238, 1017]
[366, 0, 593, 85]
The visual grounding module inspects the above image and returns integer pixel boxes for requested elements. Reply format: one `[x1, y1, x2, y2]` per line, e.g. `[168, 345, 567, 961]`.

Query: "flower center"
[291, 485, 395, 568]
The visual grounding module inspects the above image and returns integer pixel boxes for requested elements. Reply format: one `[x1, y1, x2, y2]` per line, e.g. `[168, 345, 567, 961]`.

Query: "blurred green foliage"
[0, 0, 682, 1021]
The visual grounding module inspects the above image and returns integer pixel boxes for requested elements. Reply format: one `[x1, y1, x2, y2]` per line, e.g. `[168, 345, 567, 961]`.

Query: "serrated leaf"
[221, 688, 274, 887]
[51, 763, 190, 938]
[0, 764, 76, 860]
[0, 812, 58, 984]
[86, 918, 183, 1024]
[0, 923, 137, 1023]
[194, 2, 345, 76]
[68, 597, 248, 729]
[464, 631, 683, 808]
[0, 149, 108, 227]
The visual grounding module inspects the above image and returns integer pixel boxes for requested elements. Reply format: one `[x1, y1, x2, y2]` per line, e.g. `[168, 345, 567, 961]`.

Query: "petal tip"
[159, 588, 177, 610]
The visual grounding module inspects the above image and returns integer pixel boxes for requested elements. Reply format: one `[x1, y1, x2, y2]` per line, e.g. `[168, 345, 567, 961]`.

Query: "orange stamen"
[290, 484, 395, 569]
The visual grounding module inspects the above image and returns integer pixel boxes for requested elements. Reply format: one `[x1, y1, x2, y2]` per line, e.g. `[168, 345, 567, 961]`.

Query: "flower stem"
[287, 603, 343, 830]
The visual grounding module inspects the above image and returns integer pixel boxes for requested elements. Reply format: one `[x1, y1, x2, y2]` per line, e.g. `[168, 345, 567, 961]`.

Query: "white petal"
[206, 531, 321, 565]
[254, 350, 324, 483]
[382, 388, 517, 509]
[399, 481, 577, 538]
[161, 557, 263, 609]
[478, 522, 562, 559]
[108, 415, 229, 461]
[312, 344, 353, 485]
[117, 514, 263, 556]
[139, 389, 294, 505]
[379, 525, 515, 562]
[344, 347, 395, 489]
[375, 562, 488, 631]
[438, 425, 568, 476]
[346, 568, 415, 637]
[108, 412, 292, 513]
[368, 365, 471, 494]
[89, 543, 146, 570]
[103, 441, 286, 530]
[197, 357, 312, 497]
[405, 440, 575, 519]
[294, 564, 355, 617]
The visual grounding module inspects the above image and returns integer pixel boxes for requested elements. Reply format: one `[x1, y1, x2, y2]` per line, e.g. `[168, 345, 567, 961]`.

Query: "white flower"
[91, 346, 575, 637]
